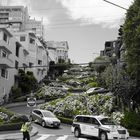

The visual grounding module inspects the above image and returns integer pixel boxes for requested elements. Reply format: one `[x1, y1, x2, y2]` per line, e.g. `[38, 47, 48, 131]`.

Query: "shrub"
[11, 85, 22, 99]
[0, 122, 22, 131]
[0, 107, 13, 118]
[121, 111, 140, 130]
[128, 129, 140, 137]
[10, 114, 29, 123]
[57, 116, 73, 125]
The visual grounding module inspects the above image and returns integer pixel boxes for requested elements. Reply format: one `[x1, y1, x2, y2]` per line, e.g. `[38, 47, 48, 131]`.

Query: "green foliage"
[57, 116, 73, 125]
[128, 129, 140, 137]
[18, 69, 38, 94]
[10, 85, 22, 99]
[87, 82, 98, 88]
[123, 0, 140, 85]
[0, 122, 22, 131]
[0, 107, 13, 118]
[0, 118, 4, 125]
[121, 111, 140, 131]
[9, 115, 29, 123]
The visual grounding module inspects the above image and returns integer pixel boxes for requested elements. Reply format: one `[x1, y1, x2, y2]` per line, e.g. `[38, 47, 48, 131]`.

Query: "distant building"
[0, 6, 44, 38]
[25, 18, 44, 38]
[46, 41, 69, 64]
[0, 6, 29, 31]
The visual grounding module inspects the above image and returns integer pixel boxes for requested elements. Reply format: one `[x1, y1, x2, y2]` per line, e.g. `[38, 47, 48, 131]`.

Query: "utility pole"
[103, 0, 127, 11]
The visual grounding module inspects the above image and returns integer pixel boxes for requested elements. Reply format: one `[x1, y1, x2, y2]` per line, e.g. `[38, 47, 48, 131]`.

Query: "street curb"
[3, 100, 44, 108]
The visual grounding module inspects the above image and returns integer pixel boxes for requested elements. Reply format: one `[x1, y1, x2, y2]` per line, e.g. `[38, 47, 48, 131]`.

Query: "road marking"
[56, 135, 68, 140]
[36, 134, 52, 140]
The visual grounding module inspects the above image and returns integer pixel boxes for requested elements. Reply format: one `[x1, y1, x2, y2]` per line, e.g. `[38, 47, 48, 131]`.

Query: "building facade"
[14, 31, 48, 82]
[0, 6, 29, 31]
[0, 6, 44, 38]
[0, 28, 29, 102]
[46, 41, 69, 64]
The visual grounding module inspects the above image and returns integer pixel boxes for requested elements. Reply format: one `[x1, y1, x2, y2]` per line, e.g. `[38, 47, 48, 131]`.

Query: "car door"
[89, 117, 100, 137]
[81, 117, 92, 136]
[33, 110, 43, 124]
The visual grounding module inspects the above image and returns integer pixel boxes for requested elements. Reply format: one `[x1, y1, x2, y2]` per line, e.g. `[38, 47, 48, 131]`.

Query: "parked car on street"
[71, 115, 129, 140]
[86, 87, 108, 95]
[30, 109, 61, 128]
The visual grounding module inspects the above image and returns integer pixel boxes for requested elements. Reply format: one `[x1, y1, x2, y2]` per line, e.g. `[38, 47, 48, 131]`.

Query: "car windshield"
[43, 111, 56, 118]
[100, 118, 116, 125]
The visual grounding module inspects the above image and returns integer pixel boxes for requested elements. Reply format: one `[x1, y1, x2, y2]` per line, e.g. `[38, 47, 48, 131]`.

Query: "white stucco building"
[46, 41, 69, 64]
[14, 31, 49, 82]
[0, 28, 29, 102]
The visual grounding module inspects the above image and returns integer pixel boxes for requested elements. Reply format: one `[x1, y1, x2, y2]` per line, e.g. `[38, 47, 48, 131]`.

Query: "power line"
[103, 0, 128, 11]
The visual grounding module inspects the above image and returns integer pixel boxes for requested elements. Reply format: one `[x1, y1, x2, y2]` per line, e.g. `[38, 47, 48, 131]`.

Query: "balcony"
[0, 57, 13, 68]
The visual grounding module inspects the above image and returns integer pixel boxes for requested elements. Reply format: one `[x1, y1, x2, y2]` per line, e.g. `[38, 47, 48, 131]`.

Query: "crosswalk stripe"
[36, 134, 51, 140]
[56, 135, 68, 140]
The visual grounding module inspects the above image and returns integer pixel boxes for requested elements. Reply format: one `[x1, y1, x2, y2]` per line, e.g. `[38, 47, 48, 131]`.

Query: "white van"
[71, 115, 129, 140]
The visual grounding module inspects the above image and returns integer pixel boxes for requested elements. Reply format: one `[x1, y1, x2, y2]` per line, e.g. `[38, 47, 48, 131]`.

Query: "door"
[89, 117, 100, 137]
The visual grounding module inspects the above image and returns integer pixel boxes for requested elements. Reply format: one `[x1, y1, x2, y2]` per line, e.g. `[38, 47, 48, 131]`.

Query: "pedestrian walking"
[20, 119, 31, 140]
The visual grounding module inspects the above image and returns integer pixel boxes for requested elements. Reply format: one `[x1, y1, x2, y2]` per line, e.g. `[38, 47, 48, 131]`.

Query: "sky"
[0, 0, 134, 63]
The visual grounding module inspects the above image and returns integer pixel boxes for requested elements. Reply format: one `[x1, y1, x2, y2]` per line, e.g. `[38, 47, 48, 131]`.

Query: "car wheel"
[74, 128, 81, 138]
[100, 132, 107, 140]
[41, 121, 46, 127]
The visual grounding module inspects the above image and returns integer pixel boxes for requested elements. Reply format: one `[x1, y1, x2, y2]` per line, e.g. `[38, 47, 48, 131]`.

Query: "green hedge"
[121, 111, 140, 130]
[57, 116, 73, 125]
[0, 122, 22, 131]
[128, 129, 140, 137]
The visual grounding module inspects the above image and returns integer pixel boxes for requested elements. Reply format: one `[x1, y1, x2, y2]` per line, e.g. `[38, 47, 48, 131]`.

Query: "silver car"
[30, 109, 61, 128]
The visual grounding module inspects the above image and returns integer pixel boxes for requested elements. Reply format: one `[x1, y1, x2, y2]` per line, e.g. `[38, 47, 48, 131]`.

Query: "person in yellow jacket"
[20, 120, 31, 140]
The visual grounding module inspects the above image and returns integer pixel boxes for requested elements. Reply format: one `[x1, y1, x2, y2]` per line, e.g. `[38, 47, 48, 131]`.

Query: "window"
[75, 116, 83, 122]
[91, 118, 100, 125]
[15, 61, 19, 69]
[1, 69, 8, 79]
[3, 33, 7, 42]
[16, 43, 20, 57]
[30, 38, 35, 44]
[38, 60, 42, 65]
[83, 117, 91, 124]
[20, 36, 26, 42]
[29, 62, 33, 68]
[2, 50, 7, 58]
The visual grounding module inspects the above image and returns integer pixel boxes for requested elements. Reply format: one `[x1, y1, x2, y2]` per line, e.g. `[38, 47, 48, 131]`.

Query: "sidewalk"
[0, 126, 38, 140]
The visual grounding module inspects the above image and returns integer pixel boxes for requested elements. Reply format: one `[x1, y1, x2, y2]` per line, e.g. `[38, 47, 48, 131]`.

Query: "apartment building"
[0, 6, 29, 31]
[46, 41, 69, 64]
[0, 28, 29, 102]
[14, 31, 48, 82]
[0, 6, 44, 38]
[25, 18, 44, 38]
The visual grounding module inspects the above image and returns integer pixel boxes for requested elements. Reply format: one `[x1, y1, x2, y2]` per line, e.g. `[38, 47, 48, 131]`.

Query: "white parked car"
[71, 115, 129, 140]
[30, 109, 61, 128]
[86, 87, 106, 94]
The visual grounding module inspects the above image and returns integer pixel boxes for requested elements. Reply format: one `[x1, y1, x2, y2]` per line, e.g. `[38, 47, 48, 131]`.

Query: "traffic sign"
[27, 97, 36, 107]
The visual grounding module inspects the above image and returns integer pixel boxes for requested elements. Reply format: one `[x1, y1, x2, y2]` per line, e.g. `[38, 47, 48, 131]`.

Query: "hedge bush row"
[0, 122, 22, 131]
[128, 129, 140, 137]
[57, 116, 73, 125]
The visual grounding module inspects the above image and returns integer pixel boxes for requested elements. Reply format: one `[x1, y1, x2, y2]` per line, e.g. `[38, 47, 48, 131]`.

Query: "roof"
[0, 28, 13, 37]
[75, 114, 108, 120]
